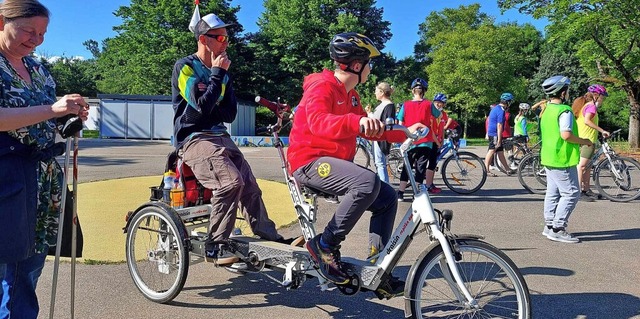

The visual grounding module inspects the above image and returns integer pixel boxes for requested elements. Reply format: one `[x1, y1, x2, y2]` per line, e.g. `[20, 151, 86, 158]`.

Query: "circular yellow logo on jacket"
[317, 163, 331, 178]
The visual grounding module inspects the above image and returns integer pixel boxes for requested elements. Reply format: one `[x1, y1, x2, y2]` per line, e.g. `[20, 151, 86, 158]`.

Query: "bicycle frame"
[374, 128, 478, 305]
[588, 129, 624, 180]
[257, 98, 477, 304]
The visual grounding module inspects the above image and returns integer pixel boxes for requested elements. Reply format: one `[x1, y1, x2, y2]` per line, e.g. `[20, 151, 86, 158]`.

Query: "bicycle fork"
[429, 226, 478, 309]
[408, 190, 478, 308]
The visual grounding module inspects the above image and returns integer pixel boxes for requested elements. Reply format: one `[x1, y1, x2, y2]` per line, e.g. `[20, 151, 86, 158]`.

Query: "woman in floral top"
[0, 0, 89, 317]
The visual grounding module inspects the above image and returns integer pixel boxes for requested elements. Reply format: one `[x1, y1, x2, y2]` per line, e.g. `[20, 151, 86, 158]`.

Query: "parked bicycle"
[123, 96, 531, 318]
[388, 129, 487, 194]
[518, 129, 640, 201]
[493, 136, 540, 175]
[354, 135, 374, 169]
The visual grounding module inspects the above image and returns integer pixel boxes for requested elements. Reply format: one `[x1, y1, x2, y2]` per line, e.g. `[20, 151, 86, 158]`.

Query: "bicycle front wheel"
[594, 156, 640, 202]
[441, 151, 487, 194]
[126, 205, 189, 303]
[408, 239, 531, 319]
[354, 144, 371, 169]
[518, 153, 546, 194]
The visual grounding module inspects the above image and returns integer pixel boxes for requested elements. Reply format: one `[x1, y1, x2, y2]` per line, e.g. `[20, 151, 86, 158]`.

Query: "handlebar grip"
[360, 123, 392, 134]
[254, 96, 291, 114]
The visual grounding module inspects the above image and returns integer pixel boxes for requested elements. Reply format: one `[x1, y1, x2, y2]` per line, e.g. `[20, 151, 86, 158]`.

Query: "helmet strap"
[340, 61, 366, 84]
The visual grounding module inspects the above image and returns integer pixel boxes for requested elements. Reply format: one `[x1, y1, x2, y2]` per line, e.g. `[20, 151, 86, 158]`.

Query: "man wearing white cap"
[171, 11, 293, 265]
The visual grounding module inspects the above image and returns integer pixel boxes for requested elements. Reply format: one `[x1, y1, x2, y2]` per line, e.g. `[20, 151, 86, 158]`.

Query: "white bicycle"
[123, 97, 531, 318]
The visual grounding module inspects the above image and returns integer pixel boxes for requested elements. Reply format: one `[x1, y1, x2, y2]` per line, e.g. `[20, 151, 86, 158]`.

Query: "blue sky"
[36, 0, 548, 60]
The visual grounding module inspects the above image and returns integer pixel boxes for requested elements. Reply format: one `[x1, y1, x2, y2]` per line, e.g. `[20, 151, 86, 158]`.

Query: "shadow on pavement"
[78, 157, 138, 167]
[432, 188, 544, 204]
[573, 228, 640, 242]
[519, 266, 574, 277]
[77, 138, 170, 150]
[172, 272, 403, 317]
[532, 292, 640, 318]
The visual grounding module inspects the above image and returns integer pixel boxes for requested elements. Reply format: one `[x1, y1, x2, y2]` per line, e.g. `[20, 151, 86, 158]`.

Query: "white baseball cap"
[193, 13, 233, 37]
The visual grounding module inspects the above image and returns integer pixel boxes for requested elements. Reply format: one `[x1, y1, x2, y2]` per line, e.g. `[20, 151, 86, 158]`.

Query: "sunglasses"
[202, 34, 229, 43]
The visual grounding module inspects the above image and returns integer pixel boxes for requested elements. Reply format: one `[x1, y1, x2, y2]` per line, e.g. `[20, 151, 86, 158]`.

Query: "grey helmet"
[541, 75, 571, 95]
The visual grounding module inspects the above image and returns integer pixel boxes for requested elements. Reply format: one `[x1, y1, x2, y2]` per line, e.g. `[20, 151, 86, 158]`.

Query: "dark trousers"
[182, 135, 281, 243]
[293, 157, 398, 253]
[400, 146, 437, 184]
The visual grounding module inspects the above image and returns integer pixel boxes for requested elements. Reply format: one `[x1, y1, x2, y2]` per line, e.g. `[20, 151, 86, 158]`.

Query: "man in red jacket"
[287, 33, 424, 299]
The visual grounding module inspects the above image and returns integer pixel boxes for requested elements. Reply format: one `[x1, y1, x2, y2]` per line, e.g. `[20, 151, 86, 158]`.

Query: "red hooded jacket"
[287, 69, 405, 173]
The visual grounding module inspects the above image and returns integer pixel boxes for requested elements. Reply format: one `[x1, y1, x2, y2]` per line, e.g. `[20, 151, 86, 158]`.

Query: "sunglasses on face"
[202, 34, 229, 43]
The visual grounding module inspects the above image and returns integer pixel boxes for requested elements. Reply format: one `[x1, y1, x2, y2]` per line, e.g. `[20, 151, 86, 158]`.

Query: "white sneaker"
[548, 229, 579, 243]
[489, 165, 498, 171]
[542, 227, 552, 238]
[510, 163, 519, 170]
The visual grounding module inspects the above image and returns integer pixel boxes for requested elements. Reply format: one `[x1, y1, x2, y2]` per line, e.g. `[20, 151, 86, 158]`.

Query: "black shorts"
[488, 136, 504, 152]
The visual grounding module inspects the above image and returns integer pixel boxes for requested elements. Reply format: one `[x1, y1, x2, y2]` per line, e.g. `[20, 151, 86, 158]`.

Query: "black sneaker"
[579, 192, 595, 202]
[397, 191, 412, 202]
[205, 244, 239, 266]
[305, 235, 349, 284]
[375, 275, 405, 299]
[584, 190, 603, 200]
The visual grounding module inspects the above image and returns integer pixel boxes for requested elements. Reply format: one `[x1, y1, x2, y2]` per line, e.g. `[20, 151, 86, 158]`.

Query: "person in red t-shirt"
[287, 33, 424, 297]
[433, 93, 461, 140]
[396, 79, 442, 198]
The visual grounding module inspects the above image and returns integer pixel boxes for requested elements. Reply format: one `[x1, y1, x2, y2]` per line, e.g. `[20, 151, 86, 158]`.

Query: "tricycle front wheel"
[126, 205, 189, 303]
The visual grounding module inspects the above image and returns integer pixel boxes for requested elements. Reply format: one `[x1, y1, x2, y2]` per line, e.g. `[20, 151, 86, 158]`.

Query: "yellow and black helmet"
[329, 32, 381, 65]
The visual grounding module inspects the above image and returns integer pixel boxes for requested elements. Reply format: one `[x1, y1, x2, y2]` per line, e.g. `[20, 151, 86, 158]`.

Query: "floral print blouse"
[0, 53, 63, 253]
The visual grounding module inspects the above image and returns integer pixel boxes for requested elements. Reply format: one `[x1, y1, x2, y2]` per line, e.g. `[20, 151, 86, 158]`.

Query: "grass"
[464, 138, 488, 146]
[82, 130, 99, 138]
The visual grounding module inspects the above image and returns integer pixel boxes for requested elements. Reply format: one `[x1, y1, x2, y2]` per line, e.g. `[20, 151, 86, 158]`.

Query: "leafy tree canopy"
[499, 0, 640, 147]
[93, 0, 241, 95]
[41, 57, 99, 97]
[247, 0, 391, 104]
[419, 4, 543, 135]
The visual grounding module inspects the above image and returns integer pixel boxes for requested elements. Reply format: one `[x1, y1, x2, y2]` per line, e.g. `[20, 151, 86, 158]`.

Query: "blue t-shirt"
[487, 105, 505, 137]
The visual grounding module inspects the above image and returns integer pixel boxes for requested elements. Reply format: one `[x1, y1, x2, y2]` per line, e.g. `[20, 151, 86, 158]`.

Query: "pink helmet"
[588, 84, 608, 96]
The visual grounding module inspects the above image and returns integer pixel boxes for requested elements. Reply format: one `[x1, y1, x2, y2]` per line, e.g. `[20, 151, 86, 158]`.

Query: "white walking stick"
[49, 132, 79, 319]
[70, 133, 79, 319]
[49, 136, 72, 319]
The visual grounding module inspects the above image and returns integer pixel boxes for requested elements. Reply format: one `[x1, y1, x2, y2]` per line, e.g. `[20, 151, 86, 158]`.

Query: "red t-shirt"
[401, 99, 438, 144]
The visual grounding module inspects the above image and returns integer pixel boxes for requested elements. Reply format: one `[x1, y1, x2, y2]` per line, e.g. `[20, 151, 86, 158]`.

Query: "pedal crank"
[336, 273, 361, 296]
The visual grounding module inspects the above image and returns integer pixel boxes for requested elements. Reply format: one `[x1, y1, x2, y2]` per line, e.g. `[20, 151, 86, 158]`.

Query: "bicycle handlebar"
[599, 129, 622, 143]
[254, 96, 291, 118]
[359, 122, 429, 141]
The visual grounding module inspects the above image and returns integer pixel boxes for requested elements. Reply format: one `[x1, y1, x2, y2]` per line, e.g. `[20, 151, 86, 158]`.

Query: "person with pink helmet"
[571, 84, 611, 201]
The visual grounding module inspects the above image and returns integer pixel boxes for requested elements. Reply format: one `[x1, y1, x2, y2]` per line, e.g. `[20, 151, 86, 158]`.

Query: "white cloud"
[33, 53, 86, 63]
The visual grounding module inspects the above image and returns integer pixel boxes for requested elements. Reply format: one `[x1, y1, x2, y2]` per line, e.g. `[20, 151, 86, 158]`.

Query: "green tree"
[415, 3, 493, 62]
[92, 0, 242, 95]
[419, 5, 543, 137]
[248, 0, 392, 105]
[499, 0, 640, 147]
[528, 45, 590, 102]
[41, 57, 99, 97]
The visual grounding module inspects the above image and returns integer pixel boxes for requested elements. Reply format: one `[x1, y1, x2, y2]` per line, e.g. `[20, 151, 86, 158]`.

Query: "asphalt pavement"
[37, 138, 640, 319]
